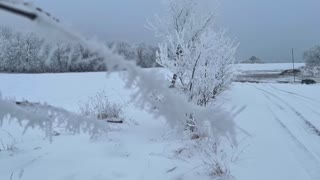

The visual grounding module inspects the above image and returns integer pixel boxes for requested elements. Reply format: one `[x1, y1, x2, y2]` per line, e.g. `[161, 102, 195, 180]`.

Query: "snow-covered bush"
[0, 99, 109, 141]
[148, 0, 238, 106]
[301, 66, 320, 77]
[202, 141, 233, 179]
[0, 130, 18, 153]
[80, 91, 123, 121]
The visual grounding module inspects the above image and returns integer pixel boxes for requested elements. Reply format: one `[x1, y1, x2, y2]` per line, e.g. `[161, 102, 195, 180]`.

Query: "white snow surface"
[0, 70, 232, 180]
[227, 83, 320, 180]
[236, 63, 305, 71]
[1, 68, 320, 180]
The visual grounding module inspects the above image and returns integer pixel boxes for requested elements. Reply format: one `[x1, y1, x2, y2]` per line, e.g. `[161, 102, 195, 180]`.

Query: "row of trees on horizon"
[0, 26, 160, 73]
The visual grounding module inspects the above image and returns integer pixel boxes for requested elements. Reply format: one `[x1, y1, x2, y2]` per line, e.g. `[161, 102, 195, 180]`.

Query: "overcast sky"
[2, 0, 320, 62]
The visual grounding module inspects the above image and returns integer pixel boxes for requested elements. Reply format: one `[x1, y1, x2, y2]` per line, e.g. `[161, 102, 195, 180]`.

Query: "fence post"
[292, 48, 296, 83]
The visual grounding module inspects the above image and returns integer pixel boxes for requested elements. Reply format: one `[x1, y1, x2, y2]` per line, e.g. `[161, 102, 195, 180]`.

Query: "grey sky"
[220, 0, 320, 62]
[2, 0, 320, 62]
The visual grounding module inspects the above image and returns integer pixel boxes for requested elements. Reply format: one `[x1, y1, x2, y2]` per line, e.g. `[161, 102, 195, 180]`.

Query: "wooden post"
[292, 48, 296, 83]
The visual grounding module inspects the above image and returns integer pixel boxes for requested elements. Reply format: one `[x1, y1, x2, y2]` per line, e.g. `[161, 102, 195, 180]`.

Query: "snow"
[0, 70, 230, 180]
[227, 83, 320, 180]
[1, 67, 320, 180]
[0, 1, 318, 179]
[236, 63, 305, 71]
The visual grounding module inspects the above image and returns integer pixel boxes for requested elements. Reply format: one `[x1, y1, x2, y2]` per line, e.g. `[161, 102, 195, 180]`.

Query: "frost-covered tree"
[0, 26, 108, 73]
[3, 31, 26, 72]
[49, 42, 72, 72]
[0, 25, 159, 72]
[108, 41, 159, 68]
[0, 27, 12, 71]
[109, 41, 136, 60]
[303, 46, 320, 77]
[136, 43, 159, 68]
[304, 45, 320, 67]
[148, 0, 238, 105]
[0, 27, 48, 72]
[20, 32, 45, 72]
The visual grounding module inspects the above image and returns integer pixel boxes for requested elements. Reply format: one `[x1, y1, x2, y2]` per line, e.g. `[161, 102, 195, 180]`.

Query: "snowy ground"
[235, 63, 320, 83]
[1, 66, 320, 180]
[228, 83, 320, 180]
[235, 63, 305, 72]
[0, 71, 230, 180]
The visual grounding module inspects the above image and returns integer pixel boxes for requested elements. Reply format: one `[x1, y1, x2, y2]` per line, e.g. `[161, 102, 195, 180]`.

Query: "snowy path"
[231, 83, 320, 180]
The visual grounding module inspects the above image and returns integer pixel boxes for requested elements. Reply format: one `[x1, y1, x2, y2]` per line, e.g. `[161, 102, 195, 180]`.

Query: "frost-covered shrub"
[108, 41, 160, 68]
[0, 99, 108, 141]
[301, 66, 320, 77]
[0, 130, 18, 153]
[200, 139, 234, 180]
[80, 91, 123, 121]
[303, 46, 320, 77]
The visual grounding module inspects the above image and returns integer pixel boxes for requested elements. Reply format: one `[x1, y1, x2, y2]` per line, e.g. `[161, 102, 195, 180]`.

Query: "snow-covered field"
[0, 70, 229, 180]
[234, 63, 320, 83]
[1, 66, 320, 180]
[235, 63, 305, 72]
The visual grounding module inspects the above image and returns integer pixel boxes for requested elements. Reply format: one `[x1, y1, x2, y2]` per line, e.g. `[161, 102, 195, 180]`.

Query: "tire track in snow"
[269, 85, 320, 105]
[253, 85, 320, 179]
[269, 85, 320, 117]
[254, 85, 320, 170]
[254, 86, 320, 137]
[266, 104, 320, 180]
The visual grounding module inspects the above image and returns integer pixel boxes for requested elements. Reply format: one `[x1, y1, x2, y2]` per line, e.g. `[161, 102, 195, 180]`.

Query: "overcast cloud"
[1, 0, 320, 62]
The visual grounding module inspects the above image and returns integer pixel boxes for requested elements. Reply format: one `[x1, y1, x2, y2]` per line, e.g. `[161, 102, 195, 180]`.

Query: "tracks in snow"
[253, 85, 320, 179]
[268, 85, 320, 117]
[254, 86, 320, 136]
[269, 85, 320, 105]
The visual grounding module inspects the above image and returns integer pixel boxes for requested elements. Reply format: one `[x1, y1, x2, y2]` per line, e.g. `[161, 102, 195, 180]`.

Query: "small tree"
[304, 45, 320, 67]
[303, 46, 320, 77]
[0, 27, 12, 71]
[110, 41, 136, 60]
[148, 0, 238, 106]
[244, 56, 262, 64]
[135, 43, 158, 68]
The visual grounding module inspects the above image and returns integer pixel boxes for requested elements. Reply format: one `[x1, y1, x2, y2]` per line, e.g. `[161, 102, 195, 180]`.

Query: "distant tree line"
[0, 26, 159, 73]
